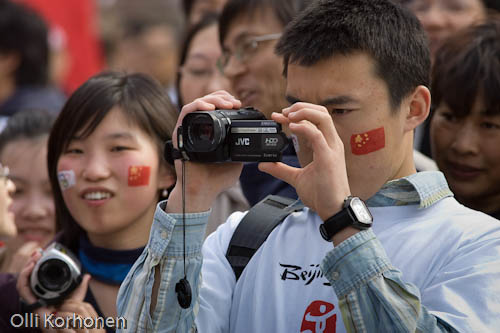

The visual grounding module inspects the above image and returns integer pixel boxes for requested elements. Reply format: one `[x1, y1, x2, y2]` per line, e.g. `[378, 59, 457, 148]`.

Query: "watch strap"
[319, 206, 352, 241]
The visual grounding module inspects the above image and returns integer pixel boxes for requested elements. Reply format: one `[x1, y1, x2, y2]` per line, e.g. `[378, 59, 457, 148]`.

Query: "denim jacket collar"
[366, 171, 453, 209]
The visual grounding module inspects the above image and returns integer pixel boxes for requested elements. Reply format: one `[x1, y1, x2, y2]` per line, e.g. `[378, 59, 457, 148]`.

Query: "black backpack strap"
[226, 195, 304, 280]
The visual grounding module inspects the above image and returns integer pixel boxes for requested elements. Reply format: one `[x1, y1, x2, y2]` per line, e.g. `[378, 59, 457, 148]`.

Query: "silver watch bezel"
[347, 196, 373, 226]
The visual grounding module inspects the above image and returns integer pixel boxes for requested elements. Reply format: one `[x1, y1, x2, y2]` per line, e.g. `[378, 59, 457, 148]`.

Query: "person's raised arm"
[260, 102, 477, 332]
[117, 91, 244, 332]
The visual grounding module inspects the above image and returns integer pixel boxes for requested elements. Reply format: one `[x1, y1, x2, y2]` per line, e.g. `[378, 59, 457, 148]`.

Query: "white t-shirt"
[196, 196, 500, 332]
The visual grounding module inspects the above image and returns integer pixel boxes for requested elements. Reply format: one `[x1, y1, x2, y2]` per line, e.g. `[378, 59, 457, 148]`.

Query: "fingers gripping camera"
[30, 243, 83, 305]
[165, 107, 289, 163]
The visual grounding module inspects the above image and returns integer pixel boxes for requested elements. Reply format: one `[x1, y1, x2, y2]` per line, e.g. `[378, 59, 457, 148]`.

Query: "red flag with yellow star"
[350, 127, 385, 155]
[128, 166, 151, 186]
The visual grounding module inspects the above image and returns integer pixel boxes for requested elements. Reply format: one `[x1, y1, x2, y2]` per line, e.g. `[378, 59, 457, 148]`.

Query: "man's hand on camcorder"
[259, 102, 352, 221]
[166, 91, 244, 214]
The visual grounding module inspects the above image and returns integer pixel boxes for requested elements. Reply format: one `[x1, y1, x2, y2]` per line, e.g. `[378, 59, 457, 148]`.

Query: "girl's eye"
[111, 146, 130, 152]
[65, 148, 83, 154]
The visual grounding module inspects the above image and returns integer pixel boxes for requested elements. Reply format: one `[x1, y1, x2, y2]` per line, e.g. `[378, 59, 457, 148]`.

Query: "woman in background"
[430, 17, 500, 219]
[177, 13, 249, 237]
[0, 109, 57, 273]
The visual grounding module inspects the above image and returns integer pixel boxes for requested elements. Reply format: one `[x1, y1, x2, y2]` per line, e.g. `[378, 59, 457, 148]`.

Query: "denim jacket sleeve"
[321, 229, 457, 333]
[116, 201, 209, 332]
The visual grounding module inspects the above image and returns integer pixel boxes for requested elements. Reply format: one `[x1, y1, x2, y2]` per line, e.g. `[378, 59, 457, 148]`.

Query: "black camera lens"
[192, 123, 214, 141]
[189, 115, 214, 143]
[37, 259, 71, 291]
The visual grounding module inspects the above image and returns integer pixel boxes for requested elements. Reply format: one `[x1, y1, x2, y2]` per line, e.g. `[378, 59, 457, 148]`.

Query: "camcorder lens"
[190, 115, 214, 143]
[38, 259, 71, 291]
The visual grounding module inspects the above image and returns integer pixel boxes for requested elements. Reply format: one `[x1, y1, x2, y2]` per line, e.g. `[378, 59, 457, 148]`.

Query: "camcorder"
[30, 243, 83, 305]
[165, 107, 288, 163]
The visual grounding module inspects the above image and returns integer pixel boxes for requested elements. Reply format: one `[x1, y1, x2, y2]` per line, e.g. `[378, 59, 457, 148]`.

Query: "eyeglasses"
[0, 163, 9, 183]
[217, 33, 282, 73]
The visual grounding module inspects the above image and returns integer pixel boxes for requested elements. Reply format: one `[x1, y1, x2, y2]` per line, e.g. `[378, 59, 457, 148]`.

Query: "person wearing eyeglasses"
[0, 164, 16, 240]
[215, 0, 309, 206]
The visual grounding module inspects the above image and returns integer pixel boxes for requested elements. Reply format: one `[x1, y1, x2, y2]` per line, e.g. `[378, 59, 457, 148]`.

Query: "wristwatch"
[319, 196, 373, 241]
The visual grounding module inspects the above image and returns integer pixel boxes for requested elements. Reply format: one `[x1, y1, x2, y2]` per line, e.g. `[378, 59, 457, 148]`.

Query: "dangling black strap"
[176, 160, 192, 309]
[226, 195, 304, 280]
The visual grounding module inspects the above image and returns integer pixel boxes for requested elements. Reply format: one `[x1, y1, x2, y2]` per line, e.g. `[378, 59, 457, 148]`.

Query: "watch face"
[350, 197, 373, 224]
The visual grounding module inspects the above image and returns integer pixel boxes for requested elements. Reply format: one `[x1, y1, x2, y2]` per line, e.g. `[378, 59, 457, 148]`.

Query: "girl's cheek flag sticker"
[128, 165, 151, 186]
[58, 170, 76, 191]
[350, 127, 385, 155]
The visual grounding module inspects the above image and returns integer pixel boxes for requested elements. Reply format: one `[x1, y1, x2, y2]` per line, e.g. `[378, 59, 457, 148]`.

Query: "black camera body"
[175, 107, 288, 163]
[30, 243, 82, 305]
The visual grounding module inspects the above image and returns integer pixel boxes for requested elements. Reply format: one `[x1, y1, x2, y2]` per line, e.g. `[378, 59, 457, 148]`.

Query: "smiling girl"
[0, 72, 177, 332]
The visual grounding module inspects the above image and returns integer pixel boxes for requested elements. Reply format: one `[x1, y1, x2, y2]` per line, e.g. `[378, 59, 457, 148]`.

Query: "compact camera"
[30, 243, 83, 305]
[168, 107, 288, 163]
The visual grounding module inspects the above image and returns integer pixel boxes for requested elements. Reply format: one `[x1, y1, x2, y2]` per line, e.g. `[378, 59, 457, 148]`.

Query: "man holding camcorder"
[118, 0, 500, 332]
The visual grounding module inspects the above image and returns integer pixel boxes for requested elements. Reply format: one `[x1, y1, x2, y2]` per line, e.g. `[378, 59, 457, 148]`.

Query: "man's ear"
[157, 163, 176, 191]
[403, 85, 431, 132]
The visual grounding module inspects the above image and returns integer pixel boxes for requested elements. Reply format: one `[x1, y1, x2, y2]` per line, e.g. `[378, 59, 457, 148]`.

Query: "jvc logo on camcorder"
[235, 138, 251, 146]
[265, 137, 279, 146]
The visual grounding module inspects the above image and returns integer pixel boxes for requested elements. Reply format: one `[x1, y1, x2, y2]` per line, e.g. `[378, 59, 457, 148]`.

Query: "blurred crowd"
[0, 0, 500, 271]
[0, 0, 499, 278]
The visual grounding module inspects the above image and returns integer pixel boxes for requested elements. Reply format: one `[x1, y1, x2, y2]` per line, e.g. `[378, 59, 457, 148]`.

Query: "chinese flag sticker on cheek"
[350, 126, 385, 155]
[128, 166, 151, 187]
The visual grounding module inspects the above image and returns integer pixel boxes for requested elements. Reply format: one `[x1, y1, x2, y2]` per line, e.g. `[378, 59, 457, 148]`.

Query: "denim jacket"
[117, 171, 500, 332]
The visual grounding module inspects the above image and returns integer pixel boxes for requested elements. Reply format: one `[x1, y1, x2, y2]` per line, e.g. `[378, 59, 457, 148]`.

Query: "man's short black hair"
[0, 0, 48, 86]
[219, 0, 309, 43]
[276, 0, 430, 110]
[432, 16, 500, 117]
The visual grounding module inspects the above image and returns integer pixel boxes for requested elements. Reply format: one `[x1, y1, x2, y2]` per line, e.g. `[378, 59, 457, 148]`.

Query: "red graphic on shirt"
[350, 126, 385, 155]
[300, 300, 336, 333]
[127, 166, 151, 186]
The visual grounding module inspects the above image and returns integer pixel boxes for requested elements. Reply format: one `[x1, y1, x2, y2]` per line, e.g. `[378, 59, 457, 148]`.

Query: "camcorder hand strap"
[164, 140, 185, 165]
[19, 298, 48, 313]
[175, 160, 192, 309]
[226, 195, 304, 280]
